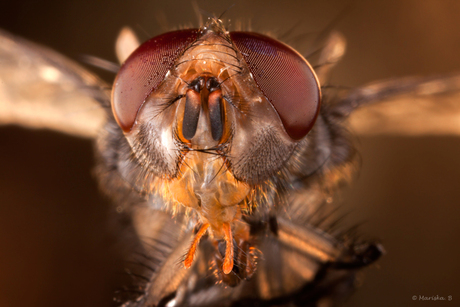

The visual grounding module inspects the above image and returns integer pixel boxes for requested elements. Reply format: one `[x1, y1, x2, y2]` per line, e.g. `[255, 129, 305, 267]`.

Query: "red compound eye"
[112, 29, 200, 132]
[230, 32, 321, 140]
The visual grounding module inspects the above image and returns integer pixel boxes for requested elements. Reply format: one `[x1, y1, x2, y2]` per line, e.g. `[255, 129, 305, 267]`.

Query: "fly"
[1, 4, 460, 307]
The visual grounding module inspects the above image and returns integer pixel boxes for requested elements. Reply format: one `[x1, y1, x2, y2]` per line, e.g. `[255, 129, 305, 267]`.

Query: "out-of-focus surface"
[0, 0, 459, 306]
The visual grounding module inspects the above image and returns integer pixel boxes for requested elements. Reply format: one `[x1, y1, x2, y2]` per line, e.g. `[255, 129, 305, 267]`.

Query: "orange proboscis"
[222, 222, 234, 274]
[184, 223, 210, 269]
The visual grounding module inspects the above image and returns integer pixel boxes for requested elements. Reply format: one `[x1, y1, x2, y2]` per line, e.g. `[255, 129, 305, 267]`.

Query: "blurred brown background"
[0, 0, 459, 306]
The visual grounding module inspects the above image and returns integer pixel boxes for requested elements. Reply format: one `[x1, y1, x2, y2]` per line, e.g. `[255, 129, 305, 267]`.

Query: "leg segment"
[184, 223, 209, 269]
[222, 222, 234, 274]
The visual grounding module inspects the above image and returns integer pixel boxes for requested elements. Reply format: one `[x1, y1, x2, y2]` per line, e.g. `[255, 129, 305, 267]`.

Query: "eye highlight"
[112, 29, 200, 132]
[229, 31, 321, 140]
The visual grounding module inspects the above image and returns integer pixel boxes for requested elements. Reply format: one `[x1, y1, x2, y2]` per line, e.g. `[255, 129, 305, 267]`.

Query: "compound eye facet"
[229, 32, 321, 140]
[112, 29, 200, 132]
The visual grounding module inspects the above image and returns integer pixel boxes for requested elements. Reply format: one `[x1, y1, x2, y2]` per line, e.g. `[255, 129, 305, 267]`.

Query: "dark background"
[0, 0, 459, 306]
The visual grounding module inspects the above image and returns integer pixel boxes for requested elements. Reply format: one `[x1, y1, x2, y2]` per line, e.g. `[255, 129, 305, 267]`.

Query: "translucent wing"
[309, 28, 460, 137]
[341, 74, 460, 136]
[0, 29, 109, 138]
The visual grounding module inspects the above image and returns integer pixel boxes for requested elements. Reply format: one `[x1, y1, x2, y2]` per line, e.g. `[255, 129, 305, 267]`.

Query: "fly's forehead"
[175, 30, 240, 86]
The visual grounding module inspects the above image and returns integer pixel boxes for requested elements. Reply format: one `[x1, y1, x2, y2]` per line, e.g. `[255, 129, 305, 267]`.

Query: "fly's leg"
[222, 222, 234, 274]
[211, 221, 259, 286]
[238, 240, 257, 280]
[184, 223, 209, 269]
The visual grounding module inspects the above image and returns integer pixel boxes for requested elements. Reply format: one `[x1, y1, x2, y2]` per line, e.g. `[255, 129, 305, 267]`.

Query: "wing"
[308, 28, 460, 137]
[0, 29, 109, 138]
[339, 74, 460, 136]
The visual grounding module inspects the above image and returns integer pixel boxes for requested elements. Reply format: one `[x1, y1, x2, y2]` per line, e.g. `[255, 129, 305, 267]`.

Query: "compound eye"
[112, 29, 199, 132]
[229, 32, 321, 140]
